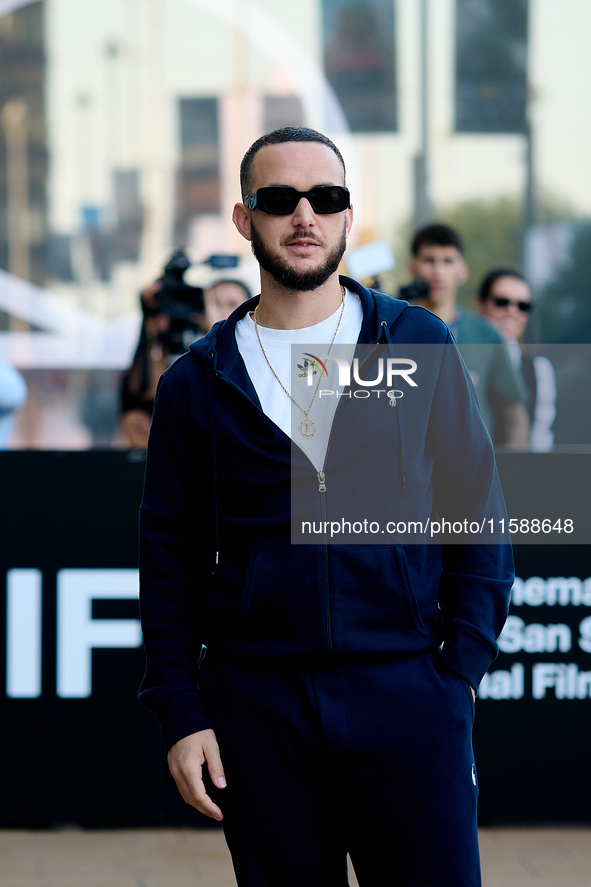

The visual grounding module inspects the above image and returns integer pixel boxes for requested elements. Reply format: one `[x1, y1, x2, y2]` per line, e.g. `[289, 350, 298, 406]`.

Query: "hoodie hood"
[190, 276, 412, 377]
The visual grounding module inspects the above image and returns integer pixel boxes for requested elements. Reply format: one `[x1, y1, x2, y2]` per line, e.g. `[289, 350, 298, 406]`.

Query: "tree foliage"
[395, 193, 580, 328]
[441, 197, 523, 309]
[538, 222, 591, 344]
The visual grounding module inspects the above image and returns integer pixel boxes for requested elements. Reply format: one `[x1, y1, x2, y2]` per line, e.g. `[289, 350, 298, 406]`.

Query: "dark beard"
[250, 221, 347, 292]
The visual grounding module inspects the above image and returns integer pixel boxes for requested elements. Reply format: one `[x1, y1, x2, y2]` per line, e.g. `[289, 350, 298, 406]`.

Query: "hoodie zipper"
[214, 365, 337, 653]
[312, 341, 381, 653]
[316, 470, 332, 651]
[211, 335, 392, 656]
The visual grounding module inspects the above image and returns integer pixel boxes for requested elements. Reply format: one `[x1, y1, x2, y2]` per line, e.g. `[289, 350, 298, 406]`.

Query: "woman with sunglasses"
[476, 267, 556, 451]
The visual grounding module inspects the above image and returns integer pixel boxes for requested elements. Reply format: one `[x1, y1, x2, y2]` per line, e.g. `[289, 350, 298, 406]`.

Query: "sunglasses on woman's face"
[244, 185, 350, 215]
[490, 295, 533, 313]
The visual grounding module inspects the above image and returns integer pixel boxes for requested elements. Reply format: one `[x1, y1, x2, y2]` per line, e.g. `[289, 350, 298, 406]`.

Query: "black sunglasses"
[244, 185, 350, 215]
[490, 296, 533, 313]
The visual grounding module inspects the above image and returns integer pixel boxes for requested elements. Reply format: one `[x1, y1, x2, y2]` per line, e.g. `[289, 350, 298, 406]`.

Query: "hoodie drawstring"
[206, 352, 220, 567]
[380, 319, 407, 490]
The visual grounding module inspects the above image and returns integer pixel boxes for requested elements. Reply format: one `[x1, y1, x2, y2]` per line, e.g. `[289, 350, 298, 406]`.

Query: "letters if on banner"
[5, 569, 141, 698]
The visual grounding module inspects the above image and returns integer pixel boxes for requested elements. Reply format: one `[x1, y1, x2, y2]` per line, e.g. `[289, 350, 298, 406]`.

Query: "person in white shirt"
[476, 266, 556, 451]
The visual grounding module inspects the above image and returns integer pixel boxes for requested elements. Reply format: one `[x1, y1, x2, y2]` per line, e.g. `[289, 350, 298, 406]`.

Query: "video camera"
[142, 249, 241, 355]
[398, 278, 429, 301]
[141, 250, 205, 356]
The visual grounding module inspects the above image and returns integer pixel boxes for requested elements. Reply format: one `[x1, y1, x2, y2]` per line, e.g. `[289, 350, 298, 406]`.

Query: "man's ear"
[408, 258, 418, 279]
[232, 203, 252, 241]
[344, 205, 354, 239]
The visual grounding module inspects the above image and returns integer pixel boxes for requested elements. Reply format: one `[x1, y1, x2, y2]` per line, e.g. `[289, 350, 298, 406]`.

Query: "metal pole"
[413, 0, 435, 229]
[140, 0, 172, 278]
[1, 99, 30, 282]
[522, 112, 536, 273]
[521, 0, 535, 278]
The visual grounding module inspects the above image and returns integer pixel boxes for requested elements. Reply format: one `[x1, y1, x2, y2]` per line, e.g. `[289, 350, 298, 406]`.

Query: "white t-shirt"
[235, 288, 363, 470]
[507, 340, 556, 452]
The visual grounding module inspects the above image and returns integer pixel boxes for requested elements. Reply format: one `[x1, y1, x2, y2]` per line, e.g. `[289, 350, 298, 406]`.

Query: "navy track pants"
[199, 651, 480, 887]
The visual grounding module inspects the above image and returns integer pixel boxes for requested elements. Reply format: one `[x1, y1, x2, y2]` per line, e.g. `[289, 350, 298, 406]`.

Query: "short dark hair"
[477, 266, 529, 303]
[209, 278, 252, 301]
[411, 223, 465, 257]
[239, 127, 346, 200]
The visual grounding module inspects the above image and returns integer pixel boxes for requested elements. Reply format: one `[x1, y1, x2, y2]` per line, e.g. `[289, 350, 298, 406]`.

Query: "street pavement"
[1, 827, 591, 886]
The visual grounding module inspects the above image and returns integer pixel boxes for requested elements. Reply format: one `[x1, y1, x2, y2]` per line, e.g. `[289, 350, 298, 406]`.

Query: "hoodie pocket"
[226, 547, 327, 655]
[395, 546, 428, 636]
[328, 546, 430, 651]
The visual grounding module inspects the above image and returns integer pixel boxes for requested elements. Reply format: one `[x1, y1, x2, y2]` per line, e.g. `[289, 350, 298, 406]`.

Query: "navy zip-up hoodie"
[139, 277, 514, 750]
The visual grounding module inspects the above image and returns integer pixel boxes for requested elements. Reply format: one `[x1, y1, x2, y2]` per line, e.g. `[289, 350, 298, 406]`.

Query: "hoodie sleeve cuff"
[155, 690, 214, 751]
[439, 623, 497, 691]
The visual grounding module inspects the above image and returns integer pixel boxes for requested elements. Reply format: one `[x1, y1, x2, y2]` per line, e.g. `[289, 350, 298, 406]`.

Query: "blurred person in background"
[407, 223, 529, 448]
[204, 279, 252, 326]
[121, 276, 251, 448]
[120, 279, 180, 449]
[477, 267, 556, 452]
[0, 359, 27, 449]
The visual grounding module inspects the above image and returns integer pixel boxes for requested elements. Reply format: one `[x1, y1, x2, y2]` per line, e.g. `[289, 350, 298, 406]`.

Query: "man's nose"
[292, 197, 316, 227]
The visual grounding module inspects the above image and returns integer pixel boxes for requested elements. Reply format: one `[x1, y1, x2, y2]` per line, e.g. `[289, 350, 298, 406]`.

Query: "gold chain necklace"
[253, 286, 346, 439]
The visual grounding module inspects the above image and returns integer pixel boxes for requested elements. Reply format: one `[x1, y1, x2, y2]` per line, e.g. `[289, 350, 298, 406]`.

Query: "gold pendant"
[299, 418, 317, 439]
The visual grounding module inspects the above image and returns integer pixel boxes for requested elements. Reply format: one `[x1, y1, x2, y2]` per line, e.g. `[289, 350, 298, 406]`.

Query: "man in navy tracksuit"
[139, 128, 513, 886]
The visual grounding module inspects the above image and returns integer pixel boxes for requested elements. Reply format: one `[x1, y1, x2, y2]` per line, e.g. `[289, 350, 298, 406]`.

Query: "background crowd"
[0, 0, 589, 449]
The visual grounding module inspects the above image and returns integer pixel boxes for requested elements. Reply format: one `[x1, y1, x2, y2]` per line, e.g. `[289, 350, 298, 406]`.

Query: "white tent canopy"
[0, 269, 140, 369]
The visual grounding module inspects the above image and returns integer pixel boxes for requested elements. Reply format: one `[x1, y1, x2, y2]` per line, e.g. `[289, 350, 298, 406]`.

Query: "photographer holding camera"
[121, 251, 251, 448]
[120, 250, 206, 448]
